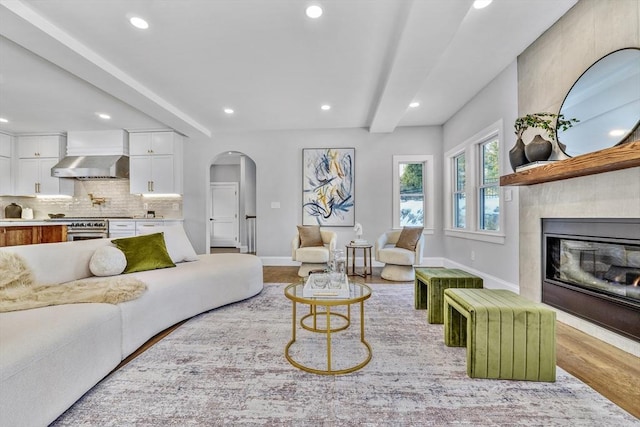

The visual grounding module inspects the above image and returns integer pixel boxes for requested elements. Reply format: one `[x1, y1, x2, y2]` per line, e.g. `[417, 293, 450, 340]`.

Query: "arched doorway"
[208, 152, 257, 254]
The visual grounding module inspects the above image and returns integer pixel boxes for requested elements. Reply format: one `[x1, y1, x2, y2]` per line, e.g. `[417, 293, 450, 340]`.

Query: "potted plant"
[509, 112, 579, 171]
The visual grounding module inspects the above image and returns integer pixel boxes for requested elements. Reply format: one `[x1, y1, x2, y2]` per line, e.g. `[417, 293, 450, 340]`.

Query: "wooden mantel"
[500, 141, 640, 186]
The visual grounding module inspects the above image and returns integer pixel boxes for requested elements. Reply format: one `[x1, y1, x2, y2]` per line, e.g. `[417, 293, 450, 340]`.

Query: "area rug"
[52, 284, 638, 426]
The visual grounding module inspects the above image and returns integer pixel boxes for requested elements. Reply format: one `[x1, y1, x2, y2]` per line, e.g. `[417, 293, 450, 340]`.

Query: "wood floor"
[121, 263, 640, 419]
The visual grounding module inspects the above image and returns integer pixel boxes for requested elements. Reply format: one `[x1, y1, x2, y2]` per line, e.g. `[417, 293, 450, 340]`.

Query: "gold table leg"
[286, 302, 371, 375]
[326, 306, 331, 372]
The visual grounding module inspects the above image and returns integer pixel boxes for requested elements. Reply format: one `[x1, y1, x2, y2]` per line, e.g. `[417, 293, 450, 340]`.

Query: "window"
[453, 153, 466, 229]
[392, 155, 434, 233]
[479, 138, 500, 231]
[444, 120, 504, 244]
[399, 163, 424, 226]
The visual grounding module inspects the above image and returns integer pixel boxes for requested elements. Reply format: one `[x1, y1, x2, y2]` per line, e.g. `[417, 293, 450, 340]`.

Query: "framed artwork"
[302, 148, 355, 226]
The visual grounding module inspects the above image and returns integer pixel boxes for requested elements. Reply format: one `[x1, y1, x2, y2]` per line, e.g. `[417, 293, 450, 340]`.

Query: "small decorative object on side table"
[353, 222, 363, 239]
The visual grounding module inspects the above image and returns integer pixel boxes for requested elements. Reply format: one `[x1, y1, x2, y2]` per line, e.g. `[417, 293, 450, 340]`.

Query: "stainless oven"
[68, 232, 108, 241]
[67, 219, 108, 241]
[49, 218, 108, 241]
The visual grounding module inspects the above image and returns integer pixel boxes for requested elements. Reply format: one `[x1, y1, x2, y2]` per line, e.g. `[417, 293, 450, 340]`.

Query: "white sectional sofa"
[0, 233, 263, 427]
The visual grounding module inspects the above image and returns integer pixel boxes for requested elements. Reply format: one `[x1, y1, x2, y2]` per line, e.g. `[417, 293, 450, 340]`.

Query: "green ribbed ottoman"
[444, 289, 556, 382]
[414, 268, 483, 324]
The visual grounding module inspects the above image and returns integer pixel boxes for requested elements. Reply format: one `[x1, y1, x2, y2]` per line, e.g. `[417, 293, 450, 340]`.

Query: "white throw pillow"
[89, 246, 127, 277]
[137, 225, 199, 263]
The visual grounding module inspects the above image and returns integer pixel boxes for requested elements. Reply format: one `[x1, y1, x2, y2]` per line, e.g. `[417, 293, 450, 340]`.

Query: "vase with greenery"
[509, 112, 579, 171]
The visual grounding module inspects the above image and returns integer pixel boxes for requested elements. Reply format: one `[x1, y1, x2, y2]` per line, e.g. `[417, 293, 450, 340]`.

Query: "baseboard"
[415, 257, 445, 268]
[262, 256, 444, 268]
[262, 255, 518, 295]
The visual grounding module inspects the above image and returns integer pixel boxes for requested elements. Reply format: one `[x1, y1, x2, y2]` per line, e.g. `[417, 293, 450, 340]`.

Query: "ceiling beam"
[0, 0, 211, 138]
[368, 0, 472, 133]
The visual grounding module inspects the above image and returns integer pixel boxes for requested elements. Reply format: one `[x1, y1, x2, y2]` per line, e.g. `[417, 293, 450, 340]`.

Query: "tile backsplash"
[0, 180, 182, 219]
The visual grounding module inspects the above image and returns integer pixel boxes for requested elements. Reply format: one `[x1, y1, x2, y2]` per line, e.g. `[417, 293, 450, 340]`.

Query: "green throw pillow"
[112, 233, 176, 274]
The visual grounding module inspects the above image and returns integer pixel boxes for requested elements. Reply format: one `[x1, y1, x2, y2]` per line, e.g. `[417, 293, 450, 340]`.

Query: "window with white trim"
[444, 120, 504, 244]
[479, 138, 500, 231]
[392, 155, 434, 233]
[453, 153, 466, 229]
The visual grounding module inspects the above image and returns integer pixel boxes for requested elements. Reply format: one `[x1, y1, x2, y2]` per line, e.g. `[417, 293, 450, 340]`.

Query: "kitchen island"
[0, 221, 67, 247]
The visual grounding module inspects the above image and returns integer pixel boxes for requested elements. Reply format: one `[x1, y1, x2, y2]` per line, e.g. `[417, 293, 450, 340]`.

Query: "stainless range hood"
[51, 155, 129, 179]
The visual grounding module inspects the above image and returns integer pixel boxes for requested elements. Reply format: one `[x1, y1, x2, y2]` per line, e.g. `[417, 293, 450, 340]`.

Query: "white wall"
[442, 61, 520, 288]
[210, 164, 240, 183]
[183, 126, 444, 261]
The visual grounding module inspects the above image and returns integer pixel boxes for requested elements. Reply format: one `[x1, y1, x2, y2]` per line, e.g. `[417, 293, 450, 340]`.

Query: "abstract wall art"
[302, 148, 355, 226]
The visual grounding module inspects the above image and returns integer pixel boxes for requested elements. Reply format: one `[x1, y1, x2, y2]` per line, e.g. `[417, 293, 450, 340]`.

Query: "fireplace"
[542, 218, 640, 342]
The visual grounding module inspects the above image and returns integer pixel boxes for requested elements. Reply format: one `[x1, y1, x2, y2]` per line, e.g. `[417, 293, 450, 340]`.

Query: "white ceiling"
[0, 0, 577, 138]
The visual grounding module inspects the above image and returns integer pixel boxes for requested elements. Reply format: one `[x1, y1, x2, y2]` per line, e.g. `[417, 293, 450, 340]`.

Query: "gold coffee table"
[284, 282, 372, 375]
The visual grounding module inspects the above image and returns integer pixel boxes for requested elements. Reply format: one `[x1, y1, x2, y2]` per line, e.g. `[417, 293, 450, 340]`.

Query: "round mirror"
[556, 48, 640, 157]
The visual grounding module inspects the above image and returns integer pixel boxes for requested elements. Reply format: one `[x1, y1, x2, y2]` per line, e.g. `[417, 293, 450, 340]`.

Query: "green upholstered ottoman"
[444, 288, 556, 382]
[414, 268, 483, 324]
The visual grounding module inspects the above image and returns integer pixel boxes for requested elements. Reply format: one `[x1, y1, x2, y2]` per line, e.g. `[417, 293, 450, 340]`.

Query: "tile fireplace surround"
[512, 0, 640, 356]
[518, 166, 640, 356]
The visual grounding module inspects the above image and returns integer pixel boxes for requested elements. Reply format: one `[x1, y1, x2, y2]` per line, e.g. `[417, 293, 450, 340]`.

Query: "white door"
[210, 182, 239, 247]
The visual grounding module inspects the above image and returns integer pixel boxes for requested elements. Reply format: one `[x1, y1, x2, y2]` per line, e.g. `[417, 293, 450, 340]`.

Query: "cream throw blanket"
[0, 251, 147, 313]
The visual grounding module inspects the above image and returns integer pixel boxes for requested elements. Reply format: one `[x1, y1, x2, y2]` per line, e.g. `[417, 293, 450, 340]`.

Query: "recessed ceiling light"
[129, 16, 149, 29]
[609, 129, 627, 137]
[321, 104, 331, 111]
[409, 102, 420, 108]
[306, 5, 323, 19]
[224, 108, 235, 114]
[0, 117, 8, 123]
[473, 0, 492, 9]
[97, 113, 111, 120]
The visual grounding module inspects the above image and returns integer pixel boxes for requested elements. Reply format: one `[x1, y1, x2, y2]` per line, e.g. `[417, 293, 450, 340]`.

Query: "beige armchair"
[292, 227, 337, 277]
[375, 228, 424, 281]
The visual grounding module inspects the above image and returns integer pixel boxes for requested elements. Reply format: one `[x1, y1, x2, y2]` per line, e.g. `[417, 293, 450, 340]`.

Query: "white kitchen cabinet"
[130, 155, 175, 194]
[0, 132, 11, 157]
[17, 135, 63, 158]
[0, 157, 11, 195]
[129, 132, 175, 156]
[0, 133, 11, 195]
[15, 134, 72, 196]
[16, 158, 72, 195]
[129, 131, 183, 194]
[108, 219, 182, 238]
[135, 220, 165, 235]
[108, 220, 136, 239]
